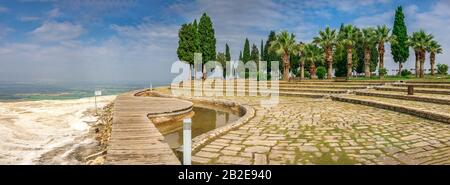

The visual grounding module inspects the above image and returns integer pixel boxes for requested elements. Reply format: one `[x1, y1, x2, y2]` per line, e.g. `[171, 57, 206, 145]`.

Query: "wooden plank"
[105, 90, 193, 165]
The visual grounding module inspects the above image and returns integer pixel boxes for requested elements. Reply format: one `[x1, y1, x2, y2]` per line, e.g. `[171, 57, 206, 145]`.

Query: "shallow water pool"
[162, 106, 241, 149]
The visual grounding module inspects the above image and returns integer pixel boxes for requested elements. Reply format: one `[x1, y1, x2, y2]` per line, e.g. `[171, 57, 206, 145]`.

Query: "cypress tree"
[243, 38, 251, 63]
[225, 43, 231, 61]
[264, 31, 280, 76]
[334, 24, 348, 77]
[177, 23, 196, 79]
[239, 51, 243, 61]
[198, 13, 216, 62]
[177, 23, 195, 66]
[198, 13, 216, 78]
[260, 40, 264, 60]
[334, 45, 347, 77]
[370, 44, 378, 72]
[216, 52, 226, 68]
[391, 6, 409, 75]
[217, 52, 226, 78]
[192, 19, 200, 52]
[251, 44, 260, 62]
[290, 52, 300, 76]
[264, 31, 279, 62]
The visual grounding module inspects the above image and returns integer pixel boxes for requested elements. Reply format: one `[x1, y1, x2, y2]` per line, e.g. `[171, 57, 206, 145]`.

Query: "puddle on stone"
[162, 106, 241, 150]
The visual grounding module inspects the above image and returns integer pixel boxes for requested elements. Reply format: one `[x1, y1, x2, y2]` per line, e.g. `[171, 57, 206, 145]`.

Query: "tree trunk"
[364, 47, 371, 78]
[420, 61, 424, 78]
[415, 51, 419, 77]
[347, 47, 353, 78]
[283, 54, 290, 81]
[310, 63, 317, 79]
[326, 47, 333, 79]
[420, 51, 425, 78]
[398, 62, 403, 76]
[194, 63, 197, 79]
[202, 64, 206, 80]
[430, 52, 435, 76]
[300, 59, 305, 80]
[189, 64, 192, 80]
[222, 63, 226, 79]
[378, 43, 385, 77]
[327, 60, 333, 79]
[418, 51, 422, 78]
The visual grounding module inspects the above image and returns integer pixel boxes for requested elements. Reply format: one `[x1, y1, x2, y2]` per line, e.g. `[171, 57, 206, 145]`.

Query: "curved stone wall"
[137, 89, 256, 153]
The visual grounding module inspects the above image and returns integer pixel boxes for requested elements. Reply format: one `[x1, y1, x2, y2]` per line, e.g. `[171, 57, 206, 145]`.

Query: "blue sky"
[0, 0, 449, 83]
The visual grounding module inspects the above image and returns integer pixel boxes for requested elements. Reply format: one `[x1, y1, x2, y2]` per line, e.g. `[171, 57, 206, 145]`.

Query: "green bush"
[379, 68, 388, 76]
[400, 69, 412, 77]
[316, 66, 327, 79]
[304, 71, 310, 78]
[244, 71, 259, 79]
[437, 64, 449, 75]
[257, 72, 268, 81]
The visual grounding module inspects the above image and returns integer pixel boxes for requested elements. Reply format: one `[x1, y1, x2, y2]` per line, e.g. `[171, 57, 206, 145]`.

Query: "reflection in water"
[163, 106, 240, 149]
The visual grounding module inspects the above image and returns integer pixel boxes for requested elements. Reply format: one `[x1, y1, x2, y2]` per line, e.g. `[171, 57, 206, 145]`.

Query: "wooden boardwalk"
[105, 91, 193, 165]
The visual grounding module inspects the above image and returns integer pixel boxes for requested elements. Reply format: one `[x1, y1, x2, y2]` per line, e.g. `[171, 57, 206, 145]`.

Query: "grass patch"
[347, 75, 450, 82]
[310, 152, 357, 165]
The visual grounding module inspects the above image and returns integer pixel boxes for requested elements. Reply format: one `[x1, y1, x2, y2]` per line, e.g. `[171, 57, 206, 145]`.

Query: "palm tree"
[409, 32, 421, 77]
[313, 26, 338, 79]
[338, 25, 359, 78]
[427, 40, 443, 76]
[420, 32, 433, 78]
[297, 42, 306, 79]
[375, 25, 396, 78]
[269, 31, 298, 81]
[358, 28, 377, 78]
[303, 44, 324, 79]
[409, 30, 433, 78]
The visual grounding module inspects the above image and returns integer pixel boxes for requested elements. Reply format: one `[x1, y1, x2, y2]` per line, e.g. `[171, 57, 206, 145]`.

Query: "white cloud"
[111, 23, 178, 41]
[291, 23, 320, 43]
[15, 7, 59, 23]
[2, 0, 449, 82]
[0, 20, 179, 82]
[367, 0, 450, 74]
[30, 21, 85, 42]
[344, 1, 449, 74]
[168, 0, 394, 58]
[110, 22, 179, 59]
[0, 25, 14, 38]
[169, 0, 289, 58]
[0, 5, 9, 13]
[312, 9, 333, 19]
[0, 36, 178, 82]
[18, 8, 60, 23]
[353, 11, 393, 27]
[18, 16, 41, 22]
[47, 8, 61, 18]
[289, 0, 391, 13]
[50, 0, 137, 24]
[406, 0, 450, 72]
[335, 0, 391, 12]
[404, 4, 419, 16]
[170, 0, 283, 29]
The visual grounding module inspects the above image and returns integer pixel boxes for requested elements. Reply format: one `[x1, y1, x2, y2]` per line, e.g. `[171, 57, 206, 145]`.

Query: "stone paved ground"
[346, 95, 450, 115]
[367, 89, 450, 100]
[190, 96, 450, 165]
